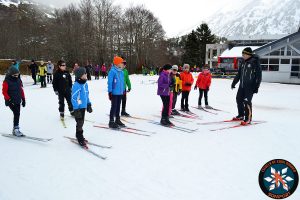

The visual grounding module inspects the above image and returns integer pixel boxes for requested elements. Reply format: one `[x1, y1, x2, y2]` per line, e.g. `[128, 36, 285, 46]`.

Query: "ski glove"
[87, 103, 93, 113]
[185, 83, 192, 86]
[178, 89, 182, 96]
[54, 91, 59, 95]
[231, 83, 236, 89]
[73, 109, 82, 119]
[127, 89, 131, 93]
[253, 87, 259, 94]
[22, 99, 26, 107]
[108, 92, 112, 101]
[5, 99, 14, 107]
[207, 87, 210, 91]
[194, 86, 197, 90]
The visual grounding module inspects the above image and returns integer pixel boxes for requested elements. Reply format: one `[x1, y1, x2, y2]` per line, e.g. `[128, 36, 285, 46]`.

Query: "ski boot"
[12, 126, 24, 137]
[78, 140, 88, 149]
[185, 107, 190, 112]
[205, 105, 213, 109]
[60, 112, 64, 120]
[241, 119, 251, 126]
[166, 117, 174, 126]
[160, 117, 169, 126]
[171, 109, 180, 115]
[232, 115, 244, 121]
[121, 111, 130, 117]
[109, 121, 120, 129]
[198, 105, 203, 109]
[115, 118, 126, 128]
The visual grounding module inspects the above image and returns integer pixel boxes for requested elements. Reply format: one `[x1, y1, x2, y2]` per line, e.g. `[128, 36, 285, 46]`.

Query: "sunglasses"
[61, 64, 66, 66]
[12, 74, 19, 77]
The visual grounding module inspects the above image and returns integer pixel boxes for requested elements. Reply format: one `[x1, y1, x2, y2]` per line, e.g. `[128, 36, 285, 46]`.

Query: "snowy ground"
[0, 74, 299, 200]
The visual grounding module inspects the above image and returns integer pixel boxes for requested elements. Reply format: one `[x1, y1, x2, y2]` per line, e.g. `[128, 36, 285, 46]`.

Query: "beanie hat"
[172, 65, 178, 71]
[8, 66, 20, 76]
[113, 56, 124, 66]
[242, 47, 253, 55]
[163, 64, 172, 70]
[183, 64, 190, 70]
[75, 67, 86, 79]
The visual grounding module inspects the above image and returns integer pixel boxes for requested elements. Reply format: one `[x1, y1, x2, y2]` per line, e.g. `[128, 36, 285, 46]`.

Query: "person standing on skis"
[194, 65, 212, 109]
[53, 60, 74, 119]
[170, 65, 182, 116]
[121, 59, 132, 117]
[231, 47, 262, 125]
[72, 67, 93, 147]
[107, 56, 126, 129]
[180, 64, 194, 112]
[47, 61, 54, 84]
[2, 67, 26, 136]
[157, 64, 173, 126]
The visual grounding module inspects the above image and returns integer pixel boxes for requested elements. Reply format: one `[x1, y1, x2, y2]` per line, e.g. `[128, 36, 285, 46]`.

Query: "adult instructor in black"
[231, 47, 262, 125]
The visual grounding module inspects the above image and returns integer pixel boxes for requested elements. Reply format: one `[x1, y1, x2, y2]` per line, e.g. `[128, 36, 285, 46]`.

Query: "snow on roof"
[227, 34, 287, 41]
[220, 46, 260, 58]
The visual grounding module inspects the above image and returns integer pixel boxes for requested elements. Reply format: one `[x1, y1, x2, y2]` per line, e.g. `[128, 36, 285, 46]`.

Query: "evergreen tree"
[196, 23, 216, 66]
[182, 30, 201, 66]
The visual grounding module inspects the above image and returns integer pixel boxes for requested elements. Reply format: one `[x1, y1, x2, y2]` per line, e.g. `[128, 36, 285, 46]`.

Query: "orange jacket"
[196, 71, 211, 90]
[180, 71, 194, 91]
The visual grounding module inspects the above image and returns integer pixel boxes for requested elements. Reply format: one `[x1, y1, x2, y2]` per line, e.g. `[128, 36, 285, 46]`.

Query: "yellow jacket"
[38, 65, 47, 76]
[174, 73, 182, 93]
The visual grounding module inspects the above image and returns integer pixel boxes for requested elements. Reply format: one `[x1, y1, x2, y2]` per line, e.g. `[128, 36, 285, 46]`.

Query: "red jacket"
[180, 71, 194, 91]
[196, 71, 211, 90]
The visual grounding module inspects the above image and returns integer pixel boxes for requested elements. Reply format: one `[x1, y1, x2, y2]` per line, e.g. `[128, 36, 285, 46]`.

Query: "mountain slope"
[182, 0, 300, 38]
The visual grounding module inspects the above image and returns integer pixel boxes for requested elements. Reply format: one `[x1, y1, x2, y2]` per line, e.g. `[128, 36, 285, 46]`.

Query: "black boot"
[121, 111, 130, 117]
[115, 118, 125, 127]
[109, 121, 119, 129]
[160, 117, 169, 126]
[166, 117, 174, 126]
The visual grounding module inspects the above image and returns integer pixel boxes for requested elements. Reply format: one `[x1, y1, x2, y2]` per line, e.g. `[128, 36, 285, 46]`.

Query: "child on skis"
[170, 65, 182, 116]
[180, 64, 194, 112]
[53, 60, 74, 119]
[121, 59, 132, 117]
[71, 67, 93, 147]
[94, 64, 100, 80]
[47, 61, 54, 84]
[2, 67, 26, 136]
[107, 56, 126, 128]
[157, 64, 173, 126]
[38, 61, 47, 88]
[101, 64, 107, 79]
[194, 66, 212, 109]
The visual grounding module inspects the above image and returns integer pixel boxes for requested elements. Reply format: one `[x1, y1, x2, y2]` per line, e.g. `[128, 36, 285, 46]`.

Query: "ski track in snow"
[0, 74, 299, 200]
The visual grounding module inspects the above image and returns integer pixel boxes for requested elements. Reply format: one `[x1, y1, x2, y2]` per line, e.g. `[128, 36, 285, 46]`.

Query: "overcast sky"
[36, 0, 242, 37]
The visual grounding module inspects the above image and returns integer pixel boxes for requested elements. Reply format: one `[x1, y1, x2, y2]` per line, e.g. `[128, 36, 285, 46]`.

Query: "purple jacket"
[157, 70, 170, 96]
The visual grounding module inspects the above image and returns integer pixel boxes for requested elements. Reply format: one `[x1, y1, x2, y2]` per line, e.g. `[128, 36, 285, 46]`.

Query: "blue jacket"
[71, 81, 91, 110]
[107, 65, 125, 95]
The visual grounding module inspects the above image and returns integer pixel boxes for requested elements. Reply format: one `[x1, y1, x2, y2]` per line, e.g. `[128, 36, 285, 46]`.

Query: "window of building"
[269, 65, 279, 71]
[269, 59, 279, 64]
[260, 58, 268, 65]
[291, 59, 300, 78]
[281, 59, 290, 64]
[261, 65, 268, 71]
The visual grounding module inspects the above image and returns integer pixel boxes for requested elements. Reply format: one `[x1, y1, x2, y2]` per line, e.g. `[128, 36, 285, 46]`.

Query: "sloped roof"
[220, 46, 260, 58]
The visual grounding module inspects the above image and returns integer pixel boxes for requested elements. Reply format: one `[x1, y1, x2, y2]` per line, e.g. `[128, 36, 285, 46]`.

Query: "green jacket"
[123, 68, 131, 90]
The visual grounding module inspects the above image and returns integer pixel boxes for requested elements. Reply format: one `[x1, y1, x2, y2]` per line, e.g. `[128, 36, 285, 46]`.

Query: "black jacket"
[29, 63, 38, 74]
[52, 69, 72, 93]
[3, 76, 24, 104]
[232, 55, 262, 90]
